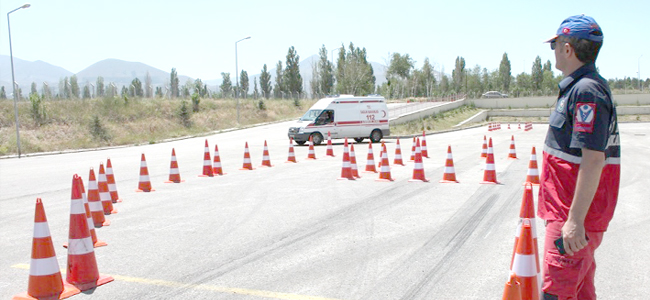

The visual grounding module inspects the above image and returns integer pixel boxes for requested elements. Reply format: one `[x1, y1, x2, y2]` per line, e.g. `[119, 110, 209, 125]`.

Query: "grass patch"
[0, 97, 317, 156]
[390, 105, 482, 135]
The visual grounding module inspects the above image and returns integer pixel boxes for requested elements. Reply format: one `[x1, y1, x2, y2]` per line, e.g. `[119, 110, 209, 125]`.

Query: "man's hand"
[561, 218, 588, 256]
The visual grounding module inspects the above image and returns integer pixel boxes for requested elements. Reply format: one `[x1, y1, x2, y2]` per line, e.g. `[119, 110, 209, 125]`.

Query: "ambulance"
[288, 95, 390, 145]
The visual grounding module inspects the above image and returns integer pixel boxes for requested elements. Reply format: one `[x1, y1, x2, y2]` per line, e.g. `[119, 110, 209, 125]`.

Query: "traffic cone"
[64, 177, 107, 249]
[306, 136, 317, 160]
[410, 137, 416, 161]
[421, 131, 429, 158]
[105, 158, 121, 203]
[199, 139, 214, 177]
[241, 142, 255, 170]
[508, 123, 511, 130]
[350, 143, 361, 178]
[439, 145, 459, 183]
[481, 135, 488, 158]
[393, 138, 405, 166]
[376, 143, 394, 182]
[326, 131, 335, 157]
[501, 273, 523, 300]
[364, 140, 377, 173]
[518, 122, 521, 130]
[98, 163, 117, 215]
[508, 135, 518, 159]
[286, 138, 297, 163]
[480, 138, 500, 184]
[511, 184, 541, 292]
[260, 140, 274, 167]
[13, 198, 81, 300]
[136, 153, 154, 192]
[212, 144, 226, 175]
[409, 138, 428, 182]
[377, 142, 385, 169]
[511, 221, 539, 300]
[338, 138, 355, 180]
[66, 175, 114, 291]
[524, 147, 540, 186]
[165, 148, 184, 183]
[87, 168, 109, 227]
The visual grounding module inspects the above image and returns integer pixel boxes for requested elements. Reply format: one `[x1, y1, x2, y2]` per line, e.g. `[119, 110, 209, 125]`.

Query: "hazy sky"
[1, 0, 647, 81]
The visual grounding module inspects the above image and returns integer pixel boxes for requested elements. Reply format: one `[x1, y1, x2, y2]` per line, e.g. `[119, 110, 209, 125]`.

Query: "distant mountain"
[0, 55, 73, 91]
[76, 59, 192, 90]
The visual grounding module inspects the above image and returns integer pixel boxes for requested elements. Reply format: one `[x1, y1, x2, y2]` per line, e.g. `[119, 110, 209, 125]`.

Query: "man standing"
[538, 15, 620, 300]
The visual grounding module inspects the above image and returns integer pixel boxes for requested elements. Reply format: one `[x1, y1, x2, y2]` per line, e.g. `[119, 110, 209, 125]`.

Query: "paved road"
[1, 122, 648, 299]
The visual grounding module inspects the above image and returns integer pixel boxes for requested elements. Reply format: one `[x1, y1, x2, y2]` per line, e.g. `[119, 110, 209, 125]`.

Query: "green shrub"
[90, 115, 111, 141]
[258, 99, 266, 110]
[178, 100, 192, 128]
[29, 93, 47, 126]
[191, 93, 200, 112]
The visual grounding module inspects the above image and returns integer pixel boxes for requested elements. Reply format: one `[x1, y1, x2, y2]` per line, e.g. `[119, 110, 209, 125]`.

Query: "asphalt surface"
[1, 122, 648, 299]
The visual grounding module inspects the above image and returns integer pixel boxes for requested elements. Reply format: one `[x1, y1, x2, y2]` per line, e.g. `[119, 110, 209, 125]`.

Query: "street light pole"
[7, 3, 31, 158]
[235, 36, 251, 125]
[639, 55, 643, 92]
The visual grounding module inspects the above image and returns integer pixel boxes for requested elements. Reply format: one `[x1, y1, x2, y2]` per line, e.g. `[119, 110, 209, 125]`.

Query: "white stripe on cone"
[67, 237, 94, 255]
[33, 222, 51, 238]
[512, 254, 537, 277]
[29, 257, 60, 276]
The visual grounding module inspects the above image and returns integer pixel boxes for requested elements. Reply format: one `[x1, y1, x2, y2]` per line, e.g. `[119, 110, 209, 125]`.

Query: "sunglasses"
[550, 40, 557, 50]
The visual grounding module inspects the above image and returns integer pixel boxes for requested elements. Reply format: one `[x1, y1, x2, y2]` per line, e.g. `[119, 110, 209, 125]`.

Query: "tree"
[170, 68, 180, 98]
[182, 79, 192, 98]
[259, 64, 272, 99]
[310, 60, 320, 98]
[0, 86, 6, 99]
[70, 75, 80, 98]
[531, 56, 543, 91]
[253, 77, 259, 98]
[62, 77, 71, 98]
[274, 61, 284, 98]
[30, 82, 38, 97]
[83, 85, 91, 99]
[335, 42, 375, 96]
[498, 53, 512, 92]
[42, 83, 52, 99]
[240, 70, 249, 98]
[318, 45, 334, 95]
[155, 87, 163, 98]
[131, 78, 143, 97]
[452, 56, 466, 93]
[145, 72, 152, 98]
[220, 72, 232, 98]
[421, 58, 436, 97]
[543, 60, 553, 73]
[96, 76, 105, 97]
[440, 74, 450, 94]
[121, 85, 128, 98]
[387, 53, 415, 79]
[283, 46, 303, 98]
[194, 78, 205, 97]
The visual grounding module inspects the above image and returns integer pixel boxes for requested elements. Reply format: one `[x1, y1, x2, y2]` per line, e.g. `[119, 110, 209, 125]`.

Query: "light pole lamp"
[235, 36, 251, 125]
[7, 3, 31, 158]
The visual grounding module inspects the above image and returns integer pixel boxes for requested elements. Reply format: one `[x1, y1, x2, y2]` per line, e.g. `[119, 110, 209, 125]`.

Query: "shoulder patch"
[575, 103, 596, 133]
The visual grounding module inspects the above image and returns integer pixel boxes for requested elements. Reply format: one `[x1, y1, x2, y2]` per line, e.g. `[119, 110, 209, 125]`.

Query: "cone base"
[508, 157, 518, 160]
[240, 167, 256, 170]
[71, 274, 114, 291]
[337, 177, 356, 181]
[104, 208, 118, 215]
[94, 219, 111, 227]
[260, 164, 274, 167]
[409, 178, 430, 182]
[305, 158, 317, 160]
[439, 179, 459, 183]
[363, 169, 377, 173]
[111, 199, 122, 203]
[63, 240, 107, 248]
[135, 188, 155, 192]
[394, 162, 405, 166]
[376, 178, 394, 182]
[165, 180, 186, 183]
[13, 283, 81, 300]
[285, 160, 298, 163]
[198, 174, 214, 177]
[480, 181, 501, 185]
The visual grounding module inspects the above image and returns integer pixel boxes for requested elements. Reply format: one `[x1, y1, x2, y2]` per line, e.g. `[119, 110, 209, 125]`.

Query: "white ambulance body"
[287, 95, 390, 145]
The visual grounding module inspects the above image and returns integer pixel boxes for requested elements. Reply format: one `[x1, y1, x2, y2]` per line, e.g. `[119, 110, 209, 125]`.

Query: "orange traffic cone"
[165, 148, 184, 183]
[13, 198, 81, 300]
[393, 138, 405, 166]
[66, 175, 114, 291]
[376, 143, 394, 182]
[364, 140, 377, 173]
[502, 273, 523, 300]
[518, 122, 522, 130]
[136, 153, 155, 192]
[260, 140, 274, 167]
[199, 139, 214, 177]
[377, 142, 385, 169]
[326, 131, 335, 157]
[410, 137, 416, 161]
[511, 184, 541, 292]
[508, 135, 518, 159]
[409, 138, 428, 182]
[105, 158, 121, 203]
[508, 123, 511, 130]
[481, 138, 500, 184]
[481, 135, 488, 158]
[421, 131, 429, 158]
[440, 145, 459, 183]
[87, 168, 109, 227]
[306, 136, 317, 160]
[287, 138, 297, 163]
[524, 147, 540, 186]
[241, 142, 255, 170]
[212, 144, 226, 175]
[338, 138, 355, 180]
[350, 143, 361, 178]
[98, 163, 117, 215]
[511, 221, 539, 300]
[64, 177, 107, 249]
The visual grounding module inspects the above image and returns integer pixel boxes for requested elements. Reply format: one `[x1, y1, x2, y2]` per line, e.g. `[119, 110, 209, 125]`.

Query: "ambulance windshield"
[300, 109, 322, 122]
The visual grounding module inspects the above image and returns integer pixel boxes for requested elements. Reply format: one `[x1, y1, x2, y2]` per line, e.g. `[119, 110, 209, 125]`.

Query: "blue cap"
[546, 15, 603, 43]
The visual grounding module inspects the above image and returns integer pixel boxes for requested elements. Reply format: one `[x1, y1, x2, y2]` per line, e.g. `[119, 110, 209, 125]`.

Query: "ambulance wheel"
[354, 138, 365, 143]
[370, 129, 382, 143]
[311, 132, 324, 145]
[296, 141, 306, 145]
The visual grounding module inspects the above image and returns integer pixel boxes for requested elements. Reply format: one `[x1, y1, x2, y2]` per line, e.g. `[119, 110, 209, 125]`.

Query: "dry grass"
[390, 105, 482, 136]
[0, 97, 316, 156]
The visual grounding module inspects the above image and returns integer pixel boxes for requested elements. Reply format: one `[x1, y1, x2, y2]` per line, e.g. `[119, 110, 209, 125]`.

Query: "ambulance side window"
[315, 110, 334, 125]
